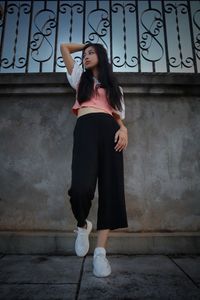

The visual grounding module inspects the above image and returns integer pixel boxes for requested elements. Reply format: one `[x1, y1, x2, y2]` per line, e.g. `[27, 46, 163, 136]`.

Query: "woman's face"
[82, 46, 98, 70]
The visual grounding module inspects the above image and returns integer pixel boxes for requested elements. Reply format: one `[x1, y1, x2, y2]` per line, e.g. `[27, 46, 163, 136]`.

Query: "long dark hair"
[77, 43, 123, 112]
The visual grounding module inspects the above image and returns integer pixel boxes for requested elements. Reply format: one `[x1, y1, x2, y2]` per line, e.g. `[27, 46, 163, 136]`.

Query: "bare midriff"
[77, 107, 111, 118]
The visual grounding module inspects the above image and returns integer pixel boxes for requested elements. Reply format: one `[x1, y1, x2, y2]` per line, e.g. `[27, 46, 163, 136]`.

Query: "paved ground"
[0, 253, 199, 300]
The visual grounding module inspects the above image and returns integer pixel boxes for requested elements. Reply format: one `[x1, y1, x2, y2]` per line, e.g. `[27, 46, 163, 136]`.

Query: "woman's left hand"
[114, 127, 128, 152]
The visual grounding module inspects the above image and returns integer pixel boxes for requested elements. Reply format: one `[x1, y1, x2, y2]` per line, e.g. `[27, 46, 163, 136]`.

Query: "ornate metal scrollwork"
[111, 2, 138, 68]
[0, 0, 199, 73]
[1, 2, 31, 69]
[193, 6, 200, 60]
[86, 8, 110, 48]
[140, 8, 164, 63]
[164, 2, 193, 69]
[57, 2, 84, 68]
[30, 8, 56, 67]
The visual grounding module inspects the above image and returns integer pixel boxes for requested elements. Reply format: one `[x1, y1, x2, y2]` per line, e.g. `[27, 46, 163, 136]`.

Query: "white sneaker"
[74, 220, 92, 257]
[93, 247, 111, 277]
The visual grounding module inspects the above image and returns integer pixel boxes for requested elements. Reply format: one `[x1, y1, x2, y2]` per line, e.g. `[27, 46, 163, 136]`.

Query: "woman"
[60, 42, 128, 277]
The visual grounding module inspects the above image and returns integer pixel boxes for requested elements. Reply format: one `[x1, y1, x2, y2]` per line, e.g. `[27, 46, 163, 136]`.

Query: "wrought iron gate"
[0, 0, 199, 73]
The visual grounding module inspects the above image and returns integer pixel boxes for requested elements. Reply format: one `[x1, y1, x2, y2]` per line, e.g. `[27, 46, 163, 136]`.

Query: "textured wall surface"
[0, 73, 200, 233]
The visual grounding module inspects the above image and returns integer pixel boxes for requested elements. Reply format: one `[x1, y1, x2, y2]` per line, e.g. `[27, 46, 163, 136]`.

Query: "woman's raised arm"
[60, 43, 85, 75]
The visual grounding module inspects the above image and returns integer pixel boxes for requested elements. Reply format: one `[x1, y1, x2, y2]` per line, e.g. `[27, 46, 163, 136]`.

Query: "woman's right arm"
[60, 43, 85, 75]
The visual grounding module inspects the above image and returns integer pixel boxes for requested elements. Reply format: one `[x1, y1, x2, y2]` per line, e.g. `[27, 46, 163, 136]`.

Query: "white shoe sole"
[93, 268, 111, 277]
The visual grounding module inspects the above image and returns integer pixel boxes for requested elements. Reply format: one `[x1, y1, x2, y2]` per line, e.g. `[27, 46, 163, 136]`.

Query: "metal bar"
[187, 0, 197, 73]
[149, 0, 155, 72]
[135, 0, 141, 72]
[109, 0, 113, 71]
[40, 0, 47, 72]
[53, 0, 59, 72]
[25, 0, 33, 73]
[162, 0, 170, 72]
[82, 0, 86, 44]
[0, 0, 7, 71]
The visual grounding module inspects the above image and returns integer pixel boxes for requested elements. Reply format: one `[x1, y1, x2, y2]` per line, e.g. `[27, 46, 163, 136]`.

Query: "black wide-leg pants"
[68, 112, 128, 230]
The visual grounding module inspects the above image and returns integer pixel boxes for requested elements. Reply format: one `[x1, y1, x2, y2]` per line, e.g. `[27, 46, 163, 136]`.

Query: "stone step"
[0, 231, 199, 255]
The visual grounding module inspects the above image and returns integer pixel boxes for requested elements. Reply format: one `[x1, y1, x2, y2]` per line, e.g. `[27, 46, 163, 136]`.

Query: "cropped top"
[66, 61, 125, 120]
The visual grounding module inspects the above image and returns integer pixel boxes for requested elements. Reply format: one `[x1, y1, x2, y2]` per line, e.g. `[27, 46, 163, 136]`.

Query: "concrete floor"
[0, 253, 199, 300]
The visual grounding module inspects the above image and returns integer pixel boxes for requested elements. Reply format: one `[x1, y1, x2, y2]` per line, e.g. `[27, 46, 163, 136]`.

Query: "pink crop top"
[66, 60, 125, 120]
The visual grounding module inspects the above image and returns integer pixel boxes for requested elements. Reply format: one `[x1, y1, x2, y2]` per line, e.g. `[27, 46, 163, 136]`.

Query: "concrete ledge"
[0, 231, 199, 255]
[0, 72, 200, 85]
[0, 85, 199, 96]
[0, 72, 200, 96]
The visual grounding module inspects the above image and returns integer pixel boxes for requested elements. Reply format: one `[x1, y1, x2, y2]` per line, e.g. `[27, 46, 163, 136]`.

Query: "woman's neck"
[92, 67, 98, 80]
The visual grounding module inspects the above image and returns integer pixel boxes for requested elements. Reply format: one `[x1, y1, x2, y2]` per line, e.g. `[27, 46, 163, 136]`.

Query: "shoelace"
[94, 253, 109, 264]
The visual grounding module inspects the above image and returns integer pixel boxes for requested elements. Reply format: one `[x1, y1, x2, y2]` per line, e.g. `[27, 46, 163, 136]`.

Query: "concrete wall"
[0, 72, 200, 253]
